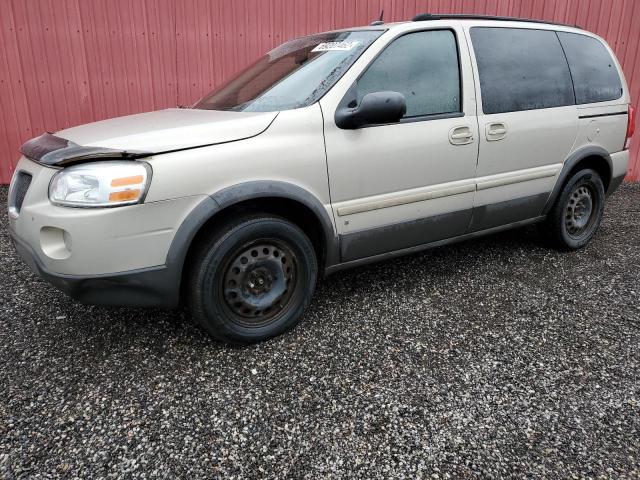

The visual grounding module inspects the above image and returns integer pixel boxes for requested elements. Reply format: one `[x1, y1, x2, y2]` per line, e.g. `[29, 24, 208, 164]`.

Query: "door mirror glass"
[335, 91, 406, 129]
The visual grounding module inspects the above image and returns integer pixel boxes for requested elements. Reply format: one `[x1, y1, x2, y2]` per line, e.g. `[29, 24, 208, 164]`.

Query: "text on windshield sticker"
[312, 41, 360, 52]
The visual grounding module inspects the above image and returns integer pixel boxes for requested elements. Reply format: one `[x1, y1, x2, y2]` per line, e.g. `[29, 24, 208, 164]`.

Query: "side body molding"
[542, 145, 613, 215]
[164, 181, 339, 302]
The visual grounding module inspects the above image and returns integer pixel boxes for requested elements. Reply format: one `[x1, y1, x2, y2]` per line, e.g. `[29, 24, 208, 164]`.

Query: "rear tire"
[539, 168, 605, 250]
[187, 214, 317, 344]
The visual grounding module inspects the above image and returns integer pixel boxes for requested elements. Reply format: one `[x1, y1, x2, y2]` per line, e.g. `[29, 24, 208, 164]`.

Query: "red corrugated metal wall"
[1, 0, 639, 184]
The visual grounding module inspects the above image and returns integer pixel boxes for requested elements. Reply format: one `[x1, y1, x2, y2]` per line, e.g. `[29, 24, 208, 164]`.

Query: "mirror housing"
[335, 91, 407, 129]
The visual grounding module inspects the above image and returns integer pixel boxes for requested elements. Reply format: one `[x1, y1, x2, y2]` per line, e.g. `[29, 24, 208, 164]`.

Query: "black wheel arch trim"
[166, 181, 339, 293]
[542, 145, 613, 215]
[211, 181, 339, 267]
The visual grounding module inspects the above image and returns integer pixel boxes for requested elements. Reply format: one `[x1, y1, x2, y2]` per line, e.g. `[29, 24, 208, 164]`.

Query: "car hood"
[57, 108, 278, 152]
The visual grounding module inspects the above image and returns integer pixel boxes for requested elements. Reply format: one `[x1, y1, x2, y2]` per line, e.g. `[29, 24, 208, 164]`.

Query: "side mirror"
[335, 91, 407, 129]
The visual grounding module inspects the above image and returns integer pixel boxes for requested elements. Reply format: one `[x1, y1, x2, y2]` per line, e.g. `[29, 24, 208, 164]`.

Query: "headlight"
[49, 161, 151, 207]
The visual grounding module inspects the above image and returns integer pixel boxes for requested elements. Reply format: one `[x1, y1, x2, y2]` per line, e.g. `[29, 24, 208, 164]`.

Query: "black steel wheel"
[539, 168, 605, 250]
[564, 184, 596, 239]
[221, 240, 297, 327]
[187, 214, 317, 344]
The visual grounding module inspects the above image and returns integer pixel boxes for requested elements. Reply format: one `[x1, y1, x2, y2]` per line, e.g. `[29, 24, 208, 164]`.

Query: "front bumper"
[7, 156, 209, 307]
[10, 229, 179, 307]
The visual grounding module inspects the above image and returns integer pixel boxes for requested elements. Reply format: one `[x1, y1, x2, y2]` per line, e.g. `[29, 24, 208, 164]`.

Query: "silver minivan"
[8, 14, 634, 343]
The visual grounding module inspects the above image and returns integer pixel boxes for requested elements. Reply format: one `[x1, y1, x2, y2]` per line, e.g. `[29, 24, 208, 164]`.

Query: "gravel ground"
[1, 184, 639, 479]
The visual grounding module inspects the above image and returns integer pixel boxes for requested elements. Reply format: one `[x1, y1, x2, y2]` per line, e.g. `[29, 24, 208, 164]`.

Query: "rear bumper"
[10, 229, 180, 308]
[607, 150, 629, 196]
[606, 173, 626, 196]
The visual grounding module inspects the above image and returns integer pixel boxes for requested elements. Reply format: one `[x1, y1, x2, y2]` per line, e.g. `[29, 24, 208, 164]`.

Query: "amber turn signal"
[111, 175, 144, 187]
[109, 189, 142, 202]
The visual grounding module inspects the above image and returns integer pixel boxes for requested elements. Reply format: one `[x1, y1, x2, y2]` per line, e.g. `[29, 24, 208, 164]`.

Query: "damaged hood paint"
[21, 108, 278, 166]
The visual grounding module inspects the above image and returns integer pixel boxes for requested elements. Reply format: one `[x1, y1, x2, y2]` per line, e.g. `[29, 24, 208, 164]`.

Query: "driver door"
[320, 27, 479, 262]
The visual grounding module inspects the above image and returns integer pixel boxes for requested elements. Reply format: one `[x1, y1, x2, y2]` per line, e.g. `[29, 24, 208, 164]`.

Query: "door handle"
[486, 122, 507, 141]
[449, 126, 474, 145]
[451, 132, 473, 139]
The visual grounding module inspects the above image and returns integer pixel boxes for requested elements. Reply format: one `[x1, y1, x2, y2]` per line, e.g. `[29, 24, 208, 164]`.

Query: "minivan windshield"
[194, 30, 383, 112]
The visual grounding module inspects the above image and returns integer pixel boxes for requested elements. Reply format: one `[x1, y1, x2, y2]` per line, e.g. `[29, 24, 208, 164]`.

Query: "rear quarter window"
[470, 27, 575, 114]
[557, 32, 623, 104]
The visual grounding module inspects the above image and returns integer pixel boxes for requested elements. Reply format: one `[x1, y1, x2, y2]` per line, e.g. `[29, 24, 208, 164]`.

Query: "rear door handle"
[486, 122, 507, 141]
[449, 126, 474, 145]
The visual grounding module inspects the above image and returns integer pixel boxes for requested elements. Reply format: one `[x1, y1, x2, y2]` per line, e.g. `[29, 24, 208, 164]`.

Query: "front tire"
[539, 168, 605, 250]
[187, 215, 317, 344]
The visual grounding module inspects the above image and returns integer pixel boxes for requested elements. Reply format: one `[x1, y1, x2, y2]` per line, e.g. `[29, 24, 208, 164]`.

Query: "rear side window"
[356, 29, 461, 118]
[557, 32, 623, 104]
[471, 27, 575, 114]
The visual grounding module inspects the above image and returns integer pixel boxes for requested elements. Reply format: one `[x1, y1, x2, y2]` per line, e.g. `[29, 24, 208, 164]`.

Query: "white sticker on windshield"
[312, 41, 360, 52]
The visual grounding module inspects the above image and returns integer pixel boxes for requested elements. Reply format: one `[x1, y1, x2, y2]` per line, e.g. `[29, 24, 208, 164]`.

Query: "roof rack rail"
[412, 13, 579, 29]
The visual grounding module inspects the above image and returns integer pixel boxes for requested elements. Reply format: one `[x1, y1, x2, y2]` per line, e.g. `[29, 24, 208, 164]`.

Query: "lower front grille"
[11, 171, 32, 215]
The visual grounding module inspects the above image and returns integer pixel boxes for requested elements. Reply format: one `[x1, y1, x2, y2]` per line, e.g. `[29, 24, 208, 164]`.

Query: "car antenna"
[370, 9, 384, 26]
